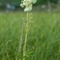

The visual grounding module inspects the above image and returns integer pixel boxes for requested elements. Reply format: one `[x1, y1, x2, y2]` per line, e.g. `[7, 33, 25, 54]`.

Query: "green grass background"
[0, 12, 60, 60]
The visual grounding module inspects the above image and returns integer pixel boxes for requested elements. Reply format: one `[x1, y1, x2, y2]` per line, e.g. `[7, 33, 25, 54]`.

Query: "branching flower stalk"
[20, 0, 37, 60]
[23, 12, 29, 60]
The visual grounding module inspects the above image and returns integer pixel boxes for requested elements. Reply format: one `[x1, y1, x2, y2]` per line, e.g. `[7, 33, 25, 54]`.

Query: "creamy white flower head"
[24, 4, 32, 12]
[20, 0, 37, 12]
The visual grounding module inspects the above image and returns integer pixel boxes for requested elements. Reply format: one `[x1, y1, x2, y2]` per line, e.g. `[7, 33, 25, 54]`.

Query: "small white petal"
[24, 6, 32, 12]
[32, 0, 37, 4]
[20, 4, 24, 8]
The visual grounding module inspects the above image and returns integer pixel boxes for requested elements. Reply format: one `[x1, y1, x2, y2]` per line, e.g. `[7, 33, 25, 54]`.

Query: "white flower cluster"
[20, 0, 37, 12]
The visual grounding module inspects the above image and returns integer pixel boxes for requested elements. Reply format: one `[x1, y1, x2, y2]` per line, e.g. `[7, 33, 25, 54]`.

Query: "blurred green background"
[0, 0, 58, 4]
[0, 0, 60, 60]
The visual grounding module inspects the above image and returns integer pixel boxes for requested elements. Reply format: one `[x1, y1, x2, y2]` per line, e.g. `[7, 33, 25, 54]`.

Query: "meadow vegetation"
[0, 12, 60, 60]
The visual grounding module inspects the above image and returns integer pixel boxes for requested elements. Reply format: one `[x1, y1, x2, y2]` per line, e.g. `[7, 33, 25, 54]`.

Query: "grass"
[0, 12, 60, 60]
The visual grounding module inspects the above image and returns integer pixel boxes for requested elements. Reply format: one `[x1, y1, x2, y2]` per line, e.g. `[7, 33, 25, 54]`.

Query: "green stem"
[23, 12, 29, 60]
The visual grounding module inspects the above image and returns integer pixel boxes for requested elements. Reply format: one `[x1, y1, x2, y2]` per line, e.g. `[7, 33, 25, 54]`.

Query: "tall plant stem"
[23, 12, 29, 60]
